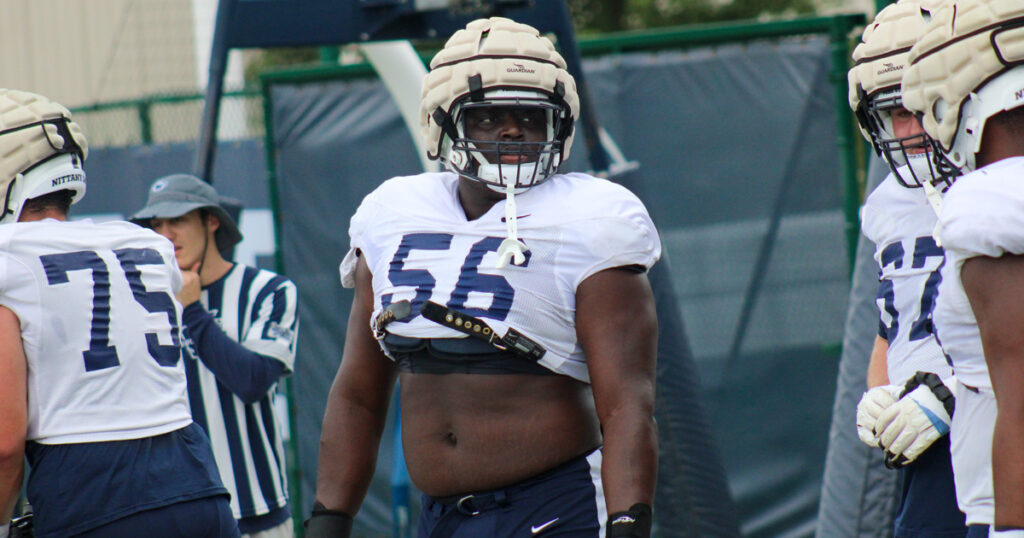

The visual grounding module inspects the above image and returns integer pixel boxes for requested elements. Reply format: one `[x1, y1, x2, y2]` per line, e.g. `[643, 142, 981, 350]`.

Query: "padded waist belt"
[383, 334, 554, 376]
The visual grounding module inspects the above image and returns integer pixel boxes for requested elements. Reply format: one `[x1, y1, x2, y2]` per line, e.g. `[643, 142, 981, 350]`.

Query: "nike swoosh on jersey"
[531, 517, 560, 534]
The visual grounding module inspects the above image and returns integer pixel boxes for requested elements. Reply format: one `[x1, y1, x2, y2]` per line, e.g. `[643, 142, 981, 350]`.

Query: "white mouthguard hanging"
[495, 180, 528, 269]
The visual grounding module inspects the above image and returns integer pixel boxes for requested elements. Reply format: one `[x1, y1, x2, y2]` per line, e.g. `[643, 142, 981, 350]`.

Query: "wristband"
[992, 525, 1024, 537]
[1, 523, 8, 538]
[607, 503, 652, 538]
[900, 371, 955, 417]
[304, 501, 353, 538]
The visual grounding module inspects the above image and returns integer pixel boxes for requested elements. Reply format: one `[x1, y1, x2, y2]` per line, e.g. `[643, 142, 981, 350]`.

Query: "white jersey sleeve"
[0, 219, 193, 444]
[862, 171, 928, 248]
[340, 171, 661, 383]
[934, 157, 1024, 389]
[860, 171, 951, 385]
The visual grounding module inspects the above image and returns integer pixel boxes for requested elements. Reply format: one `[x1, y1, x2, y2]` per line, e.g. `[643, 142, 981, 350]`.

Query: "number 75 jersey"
[340, 171, 661, 383]
[0, 219, 193, 445]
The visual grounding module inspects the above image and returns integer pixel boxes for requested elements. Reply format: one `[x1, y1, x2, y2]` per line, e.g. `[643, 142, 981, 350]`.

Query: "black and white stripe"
[185, 263, 298, 519]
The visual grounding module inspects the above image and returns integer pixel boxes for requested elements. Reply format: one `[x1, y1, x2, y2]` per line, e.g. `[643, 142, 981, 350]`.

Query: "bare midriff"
[399, 372, 602, 497]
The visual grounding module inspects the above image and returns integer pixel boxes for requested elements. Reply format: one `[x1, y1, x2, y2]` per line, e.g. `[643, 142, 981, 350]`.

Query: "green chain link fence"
[71, 90, 264, 148]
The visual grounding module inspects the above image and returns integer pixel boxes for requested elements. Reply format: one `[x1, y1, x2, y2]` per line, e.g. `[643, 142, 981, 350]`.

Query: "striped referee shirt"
[181, 263, 299, 523]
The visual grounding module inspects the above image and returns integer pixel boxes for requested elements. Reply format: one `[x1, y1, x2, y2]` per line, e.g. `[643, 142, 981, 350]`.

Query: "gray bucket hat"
[130, 173, 243, 252]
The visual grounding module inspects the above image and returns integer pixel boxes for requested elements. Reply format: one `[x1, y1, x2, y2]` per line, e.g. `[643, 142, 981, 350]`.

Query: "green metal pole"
[829, 15, 865, 276]
[578, 14, 869, 56]
[138, 100, 152, 145]
[260, 81, 305, 537]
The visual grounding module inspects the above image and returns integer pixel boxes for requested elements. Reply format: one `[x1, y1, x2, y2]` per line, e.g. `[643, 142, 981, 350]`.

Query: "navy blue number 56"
[381, 233, 531, 321]
[41, 247, 183, 372]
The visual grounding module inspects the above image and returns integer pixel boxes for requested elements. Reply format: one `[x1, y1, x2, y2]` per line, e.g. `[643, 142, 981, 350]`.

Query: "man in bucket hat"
[133, 174, 300, 538]
[133, 173, 243, 256]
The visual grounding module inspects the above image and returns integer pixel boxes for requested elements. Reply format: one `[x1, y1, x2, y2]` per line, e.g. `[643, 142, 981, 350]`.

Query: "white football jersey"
[934, 156, 1024, 390]
[0, 219, 193, 444]
[861, 169, 951, 386]
[340, 171, 661, 383]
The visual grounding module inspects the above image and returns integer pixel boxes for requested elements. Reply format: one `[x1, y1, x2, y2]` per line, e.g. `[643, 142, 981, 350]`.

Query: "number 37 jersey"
[0, 219, 193, 444]
[340, 171, 661, 383]
[861, 172, 950, 385]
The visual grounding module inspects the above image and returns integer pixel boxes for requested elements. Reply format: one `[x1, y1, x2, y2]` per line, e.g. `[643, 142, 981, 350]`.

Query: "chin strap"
[922, 179, 945, 246]
[495, 180, 528, 269]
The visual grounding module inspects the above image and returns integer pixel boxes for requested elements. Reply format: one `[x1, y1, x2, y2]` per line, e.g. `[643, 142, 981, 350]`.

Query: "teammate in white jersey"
[0, 89, 237, 538]
[131, 174, 299, 538]
[848, 2, 967, 536]
[902, 1, 1024, 535]
[307, 17, 661, 538]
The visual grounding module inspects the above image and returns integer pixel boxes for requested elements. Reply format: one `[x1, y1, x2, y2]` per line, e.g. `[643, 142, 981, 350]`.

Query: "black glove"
[607, 503, 652, 538]
[9, 512, 33, 538]
[304, 501, 353, 538]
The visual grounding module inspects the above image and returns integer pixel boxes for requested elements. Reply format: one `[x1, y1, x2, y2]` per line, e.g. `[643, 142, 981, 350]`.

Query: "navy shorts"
[894, 436, 967, 537]
[73, 495, 239, 538]
[417, 448, 604, 537]
[26, 423, 230, 537]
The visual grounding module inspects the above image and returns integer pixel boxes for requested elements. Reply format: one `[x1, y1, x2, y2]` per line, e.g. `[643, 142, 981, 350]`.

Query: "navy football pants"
[418, 448, 604, 537]
[895, 436, 967, 537]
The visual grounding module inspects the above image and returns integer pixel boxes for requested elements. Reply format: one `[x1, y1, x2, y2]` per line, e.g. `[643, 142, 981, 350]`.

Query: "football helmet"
[902, 0, 1024, 186]
[0, 89, 88, 224]
[420, 17, 579, 191]
[848, 0, 940, 188]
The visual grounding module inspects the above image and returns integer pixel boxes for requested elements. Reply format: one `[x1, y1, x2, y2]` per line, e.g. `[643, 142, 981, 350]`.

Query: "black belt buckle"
[456, 495, 480, 516]
[502, 329, 545, 361]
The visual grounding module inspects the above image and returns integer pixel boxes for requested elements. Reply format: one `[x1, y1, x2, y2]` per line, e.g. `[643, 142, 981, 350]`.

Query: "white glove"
[856, 385, 901, 447]
[875, 380, 953, 466]
[990, 527, 1024, 537]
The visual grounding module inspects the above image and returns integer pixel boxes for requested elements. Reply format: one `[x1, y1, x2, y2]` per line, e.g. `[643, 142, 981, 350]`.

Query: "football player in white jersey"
[0, 89, 237, 537]
[848, 1, 968, 536]
[902, 0, 1024, 535]
[307, 17, 661, 538]
[131, 174, 299, 538]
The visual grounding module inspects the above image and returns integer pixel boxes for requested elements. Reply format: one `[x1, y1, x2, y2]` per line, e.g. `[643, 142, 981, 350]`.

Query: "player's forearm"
[182, 303, 285, 402]
[0, 454, 23, 526]
[866, 335, 890, 388]
[992, 392, 1024, 527]
[315, 396, 390, 515]
[600, 406, 658, 513]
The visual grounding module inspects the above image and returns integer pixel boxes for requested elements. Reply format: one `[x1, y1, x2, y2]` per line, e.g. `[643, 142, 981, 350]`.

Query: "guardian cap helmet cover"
[420, 17, 579, 190]
[0, 89, 88, 224]
[848, 0, 940, 187]
[902, 0, 1024, 185]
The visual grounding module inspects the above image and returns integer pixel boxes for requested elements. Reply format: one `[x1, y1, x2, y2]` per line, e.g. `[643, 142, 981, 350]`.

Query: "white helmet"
[902, 0, 1024, 185]
[0, 89, 88, 224]
[420, 17, 580, 190]
[848, 0, 940, 188]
